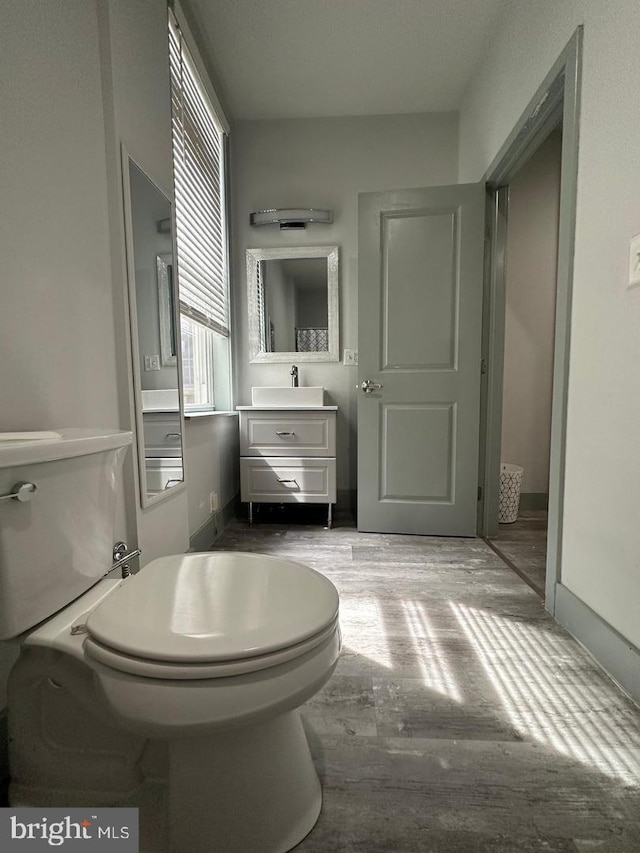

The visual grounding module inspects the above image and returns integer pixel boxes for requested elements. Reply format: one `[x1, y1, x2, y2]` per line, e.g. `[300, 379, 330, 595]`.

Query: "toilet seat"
[84, 616, 339, 680]
[83, 552, 340, 680]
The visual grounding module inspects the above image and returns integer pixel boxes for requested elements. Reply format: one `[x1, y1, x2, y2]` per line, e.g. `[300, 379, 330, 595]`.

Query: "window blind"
[256, 262, 267, 352]
[169, 15, 229, 338]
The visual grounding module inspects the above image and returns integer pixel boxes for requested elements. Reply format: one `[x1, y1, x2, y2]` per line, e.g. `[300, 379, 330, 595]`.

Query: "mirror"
[247, 246, 339, 362]
[122, 151, 185, 507]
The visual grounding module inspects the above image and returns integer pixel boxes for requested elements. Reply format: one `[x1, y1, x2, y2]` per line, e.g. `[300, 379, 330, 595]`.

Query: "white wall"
[0, 0, 123, 706]
[1, 1, 118, 440]
[459, 1, 640, 649]
[501, 131, 562, 494]
[184, 415, 239, 537]
[265, 262, 296, 352]
[231, 113, 459, 498]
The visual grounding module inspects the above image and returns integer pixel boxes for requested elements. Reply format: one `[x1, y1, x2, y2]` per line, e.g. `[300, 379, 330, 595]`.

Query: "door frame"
[478, 27, 583, 616]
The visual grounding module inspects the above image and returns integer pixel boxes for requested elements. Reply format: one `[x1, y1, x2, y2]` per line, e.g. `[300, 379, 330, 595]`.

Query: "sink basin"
[251, 386, 325, 407]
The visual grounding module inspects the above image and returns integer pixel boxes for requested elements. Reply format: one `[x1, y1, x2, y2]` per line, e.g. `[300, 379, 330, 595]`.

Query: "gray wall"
[459, 0, 640, 649]
[231, 112, 460, 498]
[501, 131, 562, 494]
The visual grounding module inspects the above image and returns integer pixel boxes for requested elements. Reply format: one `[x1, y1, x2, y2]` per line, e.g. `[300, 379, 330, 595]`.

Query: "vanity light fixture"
[249, 208, 333, 230]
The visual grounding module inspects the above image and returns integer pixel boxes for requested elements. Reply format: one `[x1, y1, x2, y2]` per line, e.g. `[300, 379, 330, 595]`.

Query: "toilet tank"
[0, 428, 132, 640]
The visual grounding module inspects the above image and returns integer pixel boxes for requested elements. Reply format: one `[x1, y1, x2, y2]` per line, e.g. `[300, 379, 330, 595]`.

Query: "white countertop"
[236, 405, 338, 411]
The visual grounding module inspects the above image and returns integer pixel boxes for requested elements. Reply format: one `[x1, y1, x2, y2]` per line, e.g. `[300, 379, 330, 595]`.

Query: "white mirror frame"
[247, 245, 339, 363]
[121, 145, 186, 509]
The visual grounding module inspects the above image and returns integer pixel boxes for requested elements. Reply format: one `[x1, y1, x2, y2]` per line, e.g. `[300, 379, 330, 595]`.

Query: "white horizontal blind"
[169, 14, 229, 338]
[256, 261, 267, 353]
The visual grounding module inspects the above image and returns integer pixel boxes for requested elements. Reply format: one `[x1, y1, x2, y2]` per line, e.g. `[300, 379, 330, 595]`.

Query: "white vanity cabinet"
[237, 406, 337, 527]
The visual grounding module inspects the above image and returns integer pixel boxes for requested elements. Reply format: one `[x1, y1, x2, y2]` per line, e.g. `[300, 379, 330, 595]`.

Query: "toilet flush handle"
[0, 481, 37, 503]
[112, 541, 142, 579]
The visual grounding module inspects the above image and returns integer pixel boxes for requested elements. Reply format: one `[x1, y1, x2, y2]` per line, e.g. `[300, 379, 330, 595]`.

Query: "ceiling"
[182, 0, 508, 122]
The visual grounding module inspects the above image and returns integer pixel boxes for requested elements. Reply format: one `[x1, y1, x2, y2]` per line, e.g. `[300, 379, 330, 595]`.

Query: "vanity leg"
[326, 502, 332, 530]
[248, 502, 253, 527]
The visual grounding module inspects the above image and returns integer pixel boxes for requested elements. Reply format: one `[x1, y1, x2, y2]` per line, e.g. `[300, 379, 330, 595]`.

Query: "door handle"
[359, 380, 383, 394]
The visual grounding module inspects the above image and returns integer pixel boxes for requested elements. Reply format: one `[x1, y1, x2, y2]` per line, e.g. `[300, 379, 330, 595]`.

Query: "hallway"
[213, 520, 640, 852]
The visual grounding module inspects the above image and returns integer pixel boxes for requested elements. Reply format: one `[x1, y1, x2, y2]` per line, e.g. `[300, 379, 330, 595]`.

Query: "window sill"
[184, 410, 238, 420]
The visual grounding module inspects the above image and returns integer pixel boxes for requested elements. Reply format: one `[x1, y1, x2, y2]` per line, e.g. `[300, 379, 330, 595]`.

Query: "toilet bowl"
[82, 551, 340, 730]
[12, 551, 340, 853]
[1, 430, 340, 853]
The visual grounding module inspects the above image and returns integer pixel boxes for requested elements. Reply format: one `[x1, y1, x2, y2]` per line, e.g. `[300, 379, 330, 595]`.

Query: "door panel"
[358, 183, 484, 536]
[384, 211, 457, 369]
[382, 403, 454, 501]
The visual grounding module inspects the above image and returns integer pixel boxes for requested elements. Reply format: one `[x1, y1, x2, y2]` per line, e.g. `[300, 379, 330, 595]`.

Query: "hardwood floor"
[212, 518, 640, 853]
[489, 511, 548, 597]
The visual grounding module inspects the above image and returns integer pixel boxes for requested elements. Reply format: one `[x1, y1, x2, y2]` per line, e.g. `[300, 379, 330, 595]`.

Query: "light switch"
[343, 349, 358, 366]
[144, 355, 161, 371]
[628, 234, 640, 288]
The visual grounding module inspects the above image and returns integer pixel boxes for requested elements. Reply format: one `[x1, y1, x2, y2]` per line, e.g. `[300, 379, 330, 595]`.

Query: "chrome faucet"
[290, 365, 299, 387]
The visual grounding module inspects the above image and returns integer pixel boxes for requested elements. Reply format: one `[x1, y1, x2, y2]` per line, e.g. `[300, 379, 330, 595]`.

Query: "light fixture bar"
[249, 208, 333, 229]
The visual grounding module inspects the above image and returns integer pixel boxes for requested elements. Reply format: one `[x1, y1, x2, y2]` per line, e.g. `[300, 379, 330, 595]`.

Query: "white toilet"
[0, 428, 340, 853]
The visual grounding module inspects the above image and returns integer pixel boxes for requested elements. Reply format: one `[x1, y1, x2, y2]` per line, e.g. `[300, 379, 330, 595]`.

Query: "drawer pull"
[275, 431, 295, 437]
[276, 478, 298, 486]
[165, 433, 182, 439]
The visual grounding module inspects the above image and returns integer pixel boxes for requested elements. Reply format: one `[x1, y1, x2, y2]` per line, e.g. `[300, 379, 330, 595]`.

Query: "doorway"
[479, 28, 582, 616]
[489, 129, 563, 596]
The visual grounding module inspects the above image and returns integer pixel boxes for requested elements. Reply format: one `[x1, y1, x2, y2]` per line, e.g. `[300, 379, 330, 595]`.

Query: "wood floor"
[212, 517, 640, 853]
[489, 510, 548, 596]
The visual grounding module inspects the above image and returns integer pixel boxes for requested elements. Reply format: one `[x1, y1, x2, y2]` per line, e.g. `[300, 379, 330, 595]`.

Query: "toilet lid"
[86, 552, 339, 664]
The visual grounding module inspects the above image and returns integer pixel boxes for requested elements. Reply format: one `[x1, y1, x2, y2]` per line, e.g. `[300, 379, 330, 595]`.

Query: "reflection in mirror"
[157, 253, 177, 365]
[247, 246, 339, 363]
[124, 154, 185, 507]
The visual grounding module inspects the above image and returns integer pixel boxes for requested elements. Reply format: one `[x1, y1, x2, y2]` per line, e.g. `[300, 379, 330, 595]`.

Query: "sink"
[251, 386, 325, 407]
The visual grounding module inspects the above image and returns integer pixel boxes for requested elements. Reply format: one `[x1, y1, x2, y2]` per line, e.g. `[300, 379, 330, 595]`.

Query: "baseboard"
[555, 583, 640, 704]
[189, 493, 239, 551]
[519, 492, 549, 511]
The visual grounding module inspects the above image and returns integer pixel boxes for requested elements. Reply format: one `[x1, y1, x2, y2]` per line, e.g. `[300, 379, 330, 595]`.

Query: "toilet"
[0, 428, 340, 853]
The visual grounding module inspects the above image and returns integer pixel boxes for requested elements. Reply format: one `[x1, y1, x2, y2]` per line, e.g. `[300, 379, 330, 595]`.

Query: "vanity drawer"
[241, 457, 336, 503]
[240, 411, 336, 457]
[142, 414, 182, 458]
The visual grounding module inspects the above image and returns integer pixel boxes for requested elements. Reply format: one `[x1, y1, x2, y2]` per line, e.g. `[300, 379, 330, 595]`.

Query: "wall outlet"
[209, 491, 219, 513]
[343, 348, 358, 366]
[144, 354, 161, 371]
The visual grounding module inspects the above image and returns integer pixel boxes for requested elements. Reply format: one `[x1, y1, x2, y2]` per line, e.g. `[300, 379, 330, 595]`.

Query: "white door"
[357, 183, 485, 536]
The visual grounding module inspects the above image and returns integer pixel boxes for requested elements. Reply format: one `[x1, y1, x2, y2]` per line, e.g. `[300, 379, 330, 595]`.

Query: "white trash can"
[499, 463, 523, 524]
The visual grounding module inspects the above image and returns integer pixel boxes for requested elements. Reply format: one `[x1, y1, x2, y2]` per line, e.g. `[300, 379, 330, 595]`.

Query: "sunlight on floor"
[340, 598, 393, 669]
[402, 600, 461, 701]
[451, 602, 640, 786]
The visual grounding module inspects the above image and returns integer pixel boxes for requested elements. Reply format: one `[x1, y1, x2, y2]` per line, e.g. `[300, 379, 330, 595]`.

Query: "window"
[168, 11, 231, 411]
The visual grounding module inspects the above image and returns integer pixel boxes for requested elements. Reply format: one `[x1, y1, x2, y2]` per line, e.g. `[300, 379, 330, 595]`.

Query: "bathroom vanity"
[238, 388, 337, 527]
